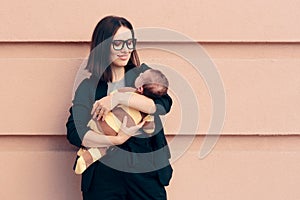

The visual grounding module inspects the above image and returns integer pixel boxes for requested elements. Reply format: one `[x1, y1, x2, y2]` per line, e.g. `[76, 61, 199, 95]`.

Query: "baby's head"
[134, 69, 169, 99]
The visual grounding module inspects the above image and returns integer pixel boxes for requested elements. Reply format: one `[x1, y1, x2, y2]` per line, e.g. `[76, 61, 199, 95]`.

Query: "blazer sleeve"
[66, 79, 94, 148]
[153, 94, 173, 116]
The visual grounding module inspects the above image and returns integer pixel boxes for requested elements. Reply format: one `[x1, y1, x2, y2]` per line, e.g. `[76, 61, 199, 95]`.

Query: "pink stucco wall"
[1, 1, 300, 199]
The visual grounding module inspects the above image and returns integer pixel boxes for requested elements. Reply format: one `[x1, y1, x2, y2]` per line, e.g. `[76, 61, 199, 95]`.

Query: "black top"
[66, 63, 173, 192]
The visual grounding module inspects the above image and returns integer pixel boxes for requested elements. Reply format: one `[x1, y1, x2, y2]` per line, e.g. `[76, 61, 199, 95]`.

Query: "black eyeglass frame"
[111, 38, 137, 51]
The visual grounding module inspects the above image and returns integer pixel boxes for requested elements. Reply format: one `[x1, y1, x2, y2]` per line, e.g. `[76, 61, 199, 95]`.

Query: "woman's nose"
[121, 44, 129, 53]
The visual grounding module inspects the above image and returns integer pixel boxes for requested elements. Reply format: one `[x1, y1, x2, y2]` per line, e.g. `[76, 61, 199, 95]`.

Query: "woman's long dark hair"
[85, 16, 140, 82]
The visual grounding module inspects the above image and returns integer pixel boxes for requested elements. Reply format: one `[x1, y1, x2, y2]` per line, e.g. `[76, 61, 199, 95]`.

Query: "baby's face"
[134, 70, 153, 89]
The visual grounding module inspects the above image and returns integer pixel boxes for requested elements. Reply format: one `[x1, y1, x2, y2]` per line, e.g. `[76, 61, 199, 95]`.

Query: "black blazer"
[66, 63, 173, 192]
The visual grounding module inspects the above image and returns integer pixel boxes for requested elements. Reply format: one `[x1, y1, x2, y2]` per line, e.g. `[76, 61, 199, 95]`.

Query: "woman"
[66, 16, 173, 200]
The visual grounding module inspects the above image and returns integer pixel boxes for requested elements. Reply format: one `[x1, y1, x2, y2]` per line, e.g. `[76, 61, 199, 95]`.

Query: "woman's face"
[110, 26, 134, 68]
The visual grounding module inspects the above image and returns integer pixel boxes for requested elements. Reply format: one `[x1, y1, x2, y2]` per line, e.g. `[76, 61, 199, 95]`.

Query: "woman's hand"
[82, 115, 144, 147]
[91, 94, 119, 121]
[114, 116, 145, 145]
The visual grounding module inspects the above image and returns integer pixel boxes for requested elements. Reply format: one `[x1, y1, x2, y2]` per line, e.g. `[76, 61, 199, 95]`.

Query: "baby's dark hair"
[142, 69, 169, 99]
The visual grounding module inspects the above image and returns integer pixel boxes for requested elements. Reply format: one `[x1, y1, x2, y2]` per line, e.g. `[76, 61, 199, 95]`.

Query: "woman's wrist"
[82, 130, 113, 147]
[108, 135, 124, 145]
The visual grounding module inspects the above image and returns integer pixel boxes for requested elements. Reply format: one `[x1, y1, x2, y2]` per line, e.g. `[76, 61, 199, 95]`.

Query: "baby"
[75, 69, 169, 174]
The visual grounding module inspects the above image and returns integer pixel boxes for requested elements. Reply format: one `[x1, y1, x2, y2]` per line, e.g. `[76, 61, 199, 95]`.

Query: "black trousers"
[82, 161, 167, 200]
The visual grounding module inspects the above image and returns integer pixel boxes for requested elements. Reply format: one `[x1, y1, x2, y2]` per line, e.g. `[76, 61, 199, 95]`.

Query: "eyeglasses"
[112, 38, 137, 51]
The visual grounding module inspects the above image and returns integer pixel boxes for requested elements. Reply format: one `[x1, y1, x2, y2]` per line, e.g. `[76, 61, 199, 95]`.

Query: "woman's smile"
[117, 54, 130, 60]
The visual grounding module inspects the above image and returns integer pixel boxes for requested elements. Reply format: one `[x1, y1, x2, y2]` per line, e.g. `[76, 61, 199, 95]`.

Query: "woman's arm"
[66, 107, 85, 148]
[91, 64, 173, 119]
[115, 91, 156, 114]
[82, 130, 116, 148]
[82, 116, 145, 148]
[66, 79, 126, 148]
[66, 80, 93, 148]
[91, 91, 155, 121]
[115, 91, 173, 115]
[152, 93, 173, 115]
[91, 89, 172, 121]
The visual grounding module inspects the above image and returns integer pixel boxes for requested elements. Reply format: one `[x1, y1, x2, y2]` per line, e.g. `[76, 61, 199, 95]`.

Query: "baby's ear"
[137, 86, 144, 93]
